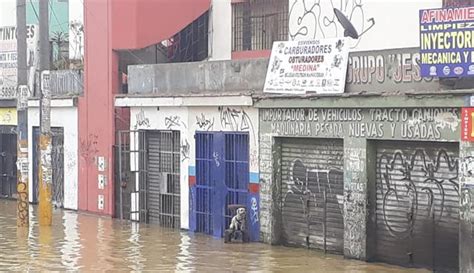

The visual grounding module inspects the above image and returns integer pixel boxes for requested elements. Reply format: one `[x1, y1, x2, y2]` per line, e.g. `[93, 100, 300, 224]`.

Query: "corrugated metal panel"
[280, 138, 344, 253]
[147, 130, 180, 228]
[375, 141, 459, 272]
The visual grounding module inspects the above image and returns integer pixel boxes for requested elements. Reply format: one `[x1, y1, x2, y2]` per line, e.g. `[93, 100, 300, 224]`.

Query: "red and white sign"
[461, 107, 474, 141]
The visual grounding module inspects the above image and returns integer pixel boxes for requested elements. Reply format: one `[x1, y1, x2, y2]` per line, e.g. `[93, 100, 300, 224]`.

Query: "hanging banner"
[264, 38, 349, 94]
[419, 7, 474, 77]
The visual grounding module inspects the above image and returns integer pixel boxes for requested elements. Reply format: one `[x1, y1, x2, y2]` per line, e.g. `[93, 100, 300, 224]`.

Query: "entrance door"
[146, 130, 181, 228]
[191, 132, 249, 237]
[280, 138, 344, 253]
[33, 127, 64, 207]
[374, 141, 459, 271]
[0, 132, 17, 199]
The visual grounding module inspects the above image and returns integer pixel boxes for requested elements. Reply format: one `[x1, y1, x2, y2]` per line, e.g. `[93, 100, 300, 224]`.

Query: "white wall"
[0, 0, 16, 27]
[208, 0, 231, 60]
[288, 0, 443, 51]
[130, 105, 259, 229]
[28, 100, 78, 210]
[68, 0, 84, 60]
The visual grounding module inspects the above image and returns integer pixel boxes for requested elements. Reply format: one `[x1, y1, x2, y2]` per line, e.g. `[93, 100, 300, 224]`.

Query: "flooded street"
[0, 200, 427, 272]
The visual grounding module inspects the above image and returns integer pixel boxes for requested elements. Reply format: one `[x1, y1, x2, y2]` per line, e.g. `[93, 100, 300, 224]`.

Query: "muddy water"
[0, 200, 427, 272]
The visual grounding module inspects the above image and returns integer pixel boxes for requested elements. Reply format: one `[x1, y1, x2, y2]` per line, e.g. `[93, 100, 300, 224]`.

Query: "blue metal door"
[223, 133, 249, 234]
[193, 132, 216, 235]
[191, 132, 249, 238]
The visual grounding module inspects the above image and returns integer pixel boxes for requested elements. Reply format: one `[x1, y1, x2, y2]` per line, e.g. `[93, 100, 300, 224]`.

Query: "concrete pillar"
[343, 137, 368, 260]
[459, 141, 474, 273]
[208, 0, 231, 61]
[258, 132, 277, 244]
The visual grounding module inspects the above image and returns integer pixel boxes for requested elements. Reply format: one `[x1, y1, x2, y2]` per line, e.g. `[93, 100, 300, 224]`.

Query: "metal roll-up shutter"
[375, 141, 459, 272]
[147, 131, 161, 223]
[280, 138, 344, 253]
[147, 131, 181, 228]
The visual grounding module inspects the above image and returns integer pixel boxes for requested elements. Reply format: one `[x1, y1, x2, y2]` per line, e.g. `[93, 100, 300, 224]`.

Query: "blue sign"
[419, 7, 474, 77]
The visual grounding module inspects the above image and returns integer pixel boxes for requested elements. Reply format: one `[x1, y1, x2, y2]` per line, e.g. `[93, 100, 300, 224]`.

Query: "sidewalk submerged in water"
[0, 200, 427, 272]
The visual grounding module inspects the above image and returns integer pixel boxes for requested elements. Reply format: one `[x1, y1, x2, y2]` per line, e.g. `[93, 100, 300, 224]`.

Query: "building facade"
[27, 97, 78, 210]
[2, 0, 474, 271]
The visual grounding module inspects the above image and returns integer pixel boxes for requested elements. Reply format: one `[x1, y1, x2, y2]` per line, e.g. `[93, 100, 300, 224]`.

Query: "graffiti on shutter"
[375, 141, 459, 271]
[280, 138, 344, 253]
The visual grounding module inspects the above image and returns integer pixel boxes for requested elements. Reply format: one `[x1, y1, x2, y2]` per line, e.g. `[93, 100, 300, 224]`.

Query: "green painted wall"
[26, 0, 69, 35]
[26, 0, 69, 68]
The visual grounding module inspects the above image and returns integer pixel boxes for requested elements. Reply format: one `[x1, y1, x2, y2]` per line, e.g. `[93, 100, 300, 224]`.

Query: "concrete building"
[0, 0, 84, 205]
[116, 59, 268, 241]
[2, 0, 473, 271]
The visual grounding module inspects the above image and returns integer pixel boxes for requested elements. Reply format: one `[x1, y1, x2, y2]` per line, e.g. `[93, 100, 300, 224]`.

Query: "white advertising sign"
[0, 24, 39, 99]
[264, 38, 349, 94]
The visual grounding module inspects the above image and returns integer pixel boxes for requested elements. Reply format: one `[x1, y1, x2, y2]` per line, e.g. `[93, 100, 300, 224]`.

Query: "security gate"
[280, 138, 344, 253]
[33, 127, 64, 207]
[223, 133, 249, 232]
[115, 130, 147, 221]
[0, 131, 16, 199]
[193, 132, 214, 234]
[147, 130, 181, 228]
[191, 132, 249, 237]
[374, 141, 459, 272]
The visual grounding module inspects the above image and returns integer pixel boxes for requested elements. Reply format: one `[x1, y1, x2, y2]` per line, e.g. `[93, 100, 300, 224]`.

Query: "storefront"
[116, 96, 261, 241]
[257, 101, 465, 271]
[255, 44, 474, 271]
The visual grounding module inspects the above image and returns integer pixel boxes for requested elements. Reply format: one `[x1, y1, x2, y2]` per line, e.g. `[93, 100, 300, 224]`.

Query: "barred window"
[232, 0, 288, 52]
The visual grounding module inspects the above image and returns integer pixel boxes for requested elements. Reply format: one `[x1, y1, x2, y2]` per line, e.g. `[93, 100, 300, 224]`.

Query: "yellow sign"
[0, 108, 17, 125]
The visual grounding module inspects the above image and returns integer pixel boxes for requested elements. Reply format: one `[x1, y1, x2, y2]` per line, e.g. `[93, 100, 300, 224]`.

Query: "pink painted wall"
[80, 0, 117, 215]
[80, 0, 209, 215]
[232, 50, 271, 60]
[112, 0, 211, 50]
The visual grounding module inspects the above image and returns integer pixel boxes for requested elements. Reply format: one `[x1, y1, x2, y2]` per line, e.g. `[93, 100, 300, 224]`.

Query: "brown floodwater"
[0, 200, 428, 272]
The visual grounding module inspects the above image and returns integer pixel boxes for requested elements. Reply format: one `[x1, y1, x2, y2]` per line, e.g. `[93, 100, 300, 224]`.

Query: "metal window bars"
[232, 0, 289, 51]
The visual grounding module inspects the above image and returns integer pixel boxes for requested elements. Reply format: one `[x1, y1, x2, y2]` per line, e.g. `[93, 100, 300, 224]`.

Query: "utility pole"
[38, 0, 52, 226]
[16, 0, 29, 228]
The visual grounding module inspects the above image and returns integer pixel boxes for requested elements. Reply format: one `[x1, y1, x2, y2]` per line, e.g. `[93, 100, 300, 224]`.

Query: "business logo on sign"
[263, 38, 349, 94]
[462, 108, 474, 141]
[419, 7, 474, 78]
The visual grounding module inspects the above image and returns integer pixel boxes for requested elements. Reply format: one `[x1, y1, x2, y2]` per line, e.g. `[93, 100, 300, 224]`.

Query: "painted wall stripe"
[188, 166, 196, 176]
[249, 172, 259, 183]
